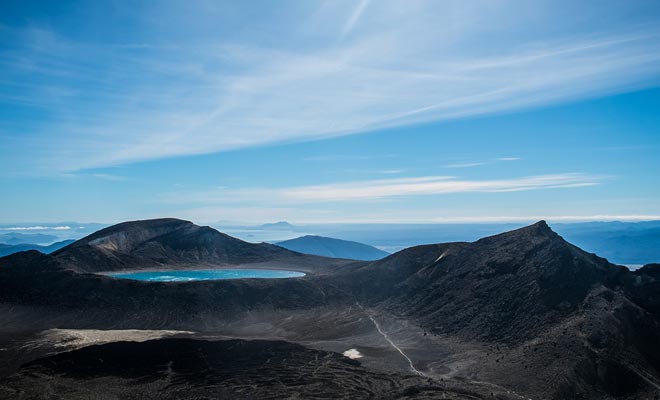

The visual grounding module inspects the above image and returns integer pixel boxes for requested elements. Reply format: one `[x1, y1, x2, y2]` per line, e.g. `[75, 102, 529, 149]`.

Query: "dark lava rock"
[0, 338, 511, 399]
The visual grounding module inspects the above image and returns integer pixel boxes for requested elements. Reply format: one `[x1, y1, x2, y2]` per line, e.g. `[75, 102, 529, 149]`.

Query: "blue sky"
[1, 0, 660, 224]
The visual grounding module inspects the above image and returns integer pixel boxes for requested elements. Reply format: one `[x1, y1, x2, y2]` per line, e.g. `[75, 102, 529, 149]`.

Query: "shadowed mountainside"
[357, 222, 630, 340]
[341, 222, 660, 398]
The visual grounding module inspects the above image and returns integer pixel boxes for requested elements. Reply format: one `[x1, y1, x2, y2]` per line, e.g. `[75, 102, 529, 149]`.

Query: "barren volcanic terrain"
[1, 218, 659, 399]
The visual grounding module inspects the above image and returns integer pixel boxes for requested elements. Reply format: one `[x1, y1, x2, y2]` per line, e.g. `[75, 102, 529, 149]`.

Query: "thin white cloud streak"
[88, 174, 127, 181]
[1, 1, 660, 174]
[56, 173, 128, 181]
[427, 215, 660, 223]
[161, 172, 604, 205]
[443, 157, 520, 168]
[303, 154, 395, 161]
[0, 226, 71, 231]
[340, 168, 404, 174]
[341, 0, 370, 37]
[280, 173, 601, 202]
[442, 162, 487, 168]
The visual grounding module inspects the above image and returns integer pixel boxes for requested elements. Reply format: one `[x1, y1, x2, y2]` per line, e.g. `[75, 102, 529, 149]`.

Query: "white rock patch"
[342, 348, 363, 359]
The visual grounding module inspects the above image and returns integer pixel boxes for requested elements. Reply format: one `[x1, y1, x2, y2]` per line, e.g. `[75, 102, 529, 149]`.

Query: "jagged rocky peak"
[474, 220, 561, 246]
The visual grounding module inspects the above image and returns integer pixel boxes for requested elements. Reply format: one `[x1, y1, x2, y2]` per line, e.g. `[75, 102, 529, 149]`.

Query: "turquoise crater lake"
[109, 269, 306, 282]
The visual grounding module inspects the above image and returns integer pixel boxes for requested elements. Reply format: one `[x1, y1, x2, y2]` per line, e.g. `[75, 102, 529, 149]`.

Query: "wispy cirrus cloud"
[57, 173, 128, 181]
[1, 1, 659, 175]
[341, 0, 371, 38]
[442, 162, 488, 168]
[302, 154, 396, 162]
[430, 215, 660, 223]
[339, 168, 404, 175]
[278, 173, 602, 202]
[161, 172, 605, 205]
[442, 157, 520, 168]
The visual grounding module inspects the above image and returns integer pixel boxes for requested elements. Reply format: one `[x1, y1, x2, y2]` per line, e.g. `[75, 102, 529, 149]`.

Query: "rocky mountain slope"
[362, 222, 629, 340]
[340, 221, 660, 398]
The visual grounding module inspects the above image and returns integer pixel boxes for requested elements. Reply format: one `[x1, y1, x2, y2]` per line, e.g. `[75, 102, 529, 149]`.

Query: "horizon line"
[2, 215, 660, 227]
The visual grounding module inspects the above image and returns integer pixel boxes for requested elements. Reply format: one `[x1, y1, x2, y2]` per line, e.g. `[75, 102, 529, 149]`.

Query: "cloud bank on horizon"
[1, 0, 660, 174]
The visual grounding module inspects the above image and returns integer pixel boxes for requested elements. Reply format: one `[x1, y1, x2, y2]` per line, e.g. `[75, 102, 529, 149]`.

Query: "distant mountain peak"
[530, 219, 552, 232]
[477, 220, 561, 246]
[517, 219, 554, 234]
[519, 220, 560, 238]
[261, 221, 296, 230]
[534, 219, 549, 227]
[276, 235, 389, 261]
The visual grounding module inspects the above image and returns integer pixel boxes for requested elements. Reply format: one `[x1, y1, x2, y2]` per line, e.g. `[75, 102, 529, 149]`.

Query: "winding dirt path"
[367, 315, 426, 377]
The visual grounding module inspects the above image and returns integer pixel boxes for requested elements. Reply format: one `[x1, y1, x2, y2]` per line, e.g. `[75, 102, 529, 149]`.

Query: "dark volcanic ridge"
[357, 221, 633, 340]
[1, 218, 660, 399]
